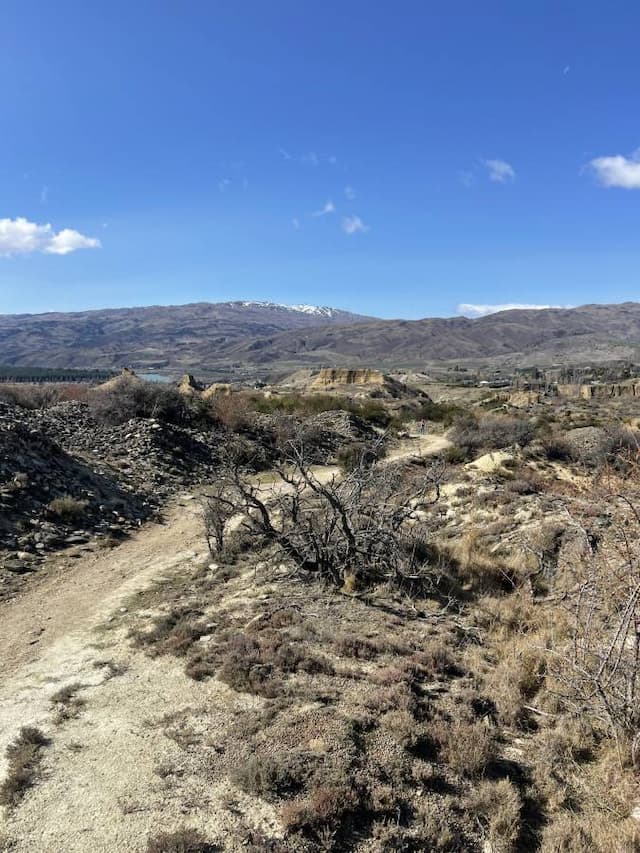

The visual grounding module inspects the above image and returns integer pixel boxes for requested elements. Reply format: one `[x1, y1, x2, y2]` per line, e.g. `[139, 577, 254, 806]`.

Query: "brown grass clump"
[146, 827, 218, 852]
[466, 779, 522, 853]
[47, 495, 88, 521]
[453, 530, 520, 593]
[0, 727, 50, 807]
[427, 714, 496, 778]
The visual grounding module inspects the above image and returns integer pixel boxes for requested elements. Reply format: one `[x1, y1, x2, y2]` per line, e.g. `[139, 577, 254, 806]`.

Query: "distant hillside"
[3, 300, 640, 376]
[0, 301, 372, 373]
[224, 302, 640, 370]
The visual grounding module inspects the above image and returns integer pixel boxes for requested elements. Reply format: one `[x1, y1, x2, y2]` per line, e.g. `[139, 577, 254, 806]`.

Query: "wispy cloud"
[328, 155, 337, 165]
[344, 185, 356, 200]
[0, 217, 101, 257]
[588, 149, 640, 189]
[483, 159, 516, 183]
[301, 151, 319, 167]
[292, 217, 300, 230]
[278, 147, 292, 160]
[342, 215, 369, 235]
[563, 65, 571, 75]
[457, 303, 571, 318]
[218, 178, 231, 192]
[457, 170, 475, 188]
[312, 200, 335, 217]
[40, 185, 48, 204]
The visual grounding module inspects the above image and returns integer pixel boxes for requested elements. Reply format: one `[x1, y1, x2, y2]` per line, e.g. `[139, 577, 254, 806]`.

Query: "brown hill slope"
[3, 301, 640, 374]
[0, 301, 372, 372]
[227, 302, 640, 368]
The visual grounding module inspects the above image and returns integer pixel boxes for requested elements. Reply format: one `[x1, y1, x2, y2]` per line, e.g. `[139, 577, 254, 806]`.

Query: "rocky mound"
[31, 401, 221, 496]
[0, 411, 149, 587]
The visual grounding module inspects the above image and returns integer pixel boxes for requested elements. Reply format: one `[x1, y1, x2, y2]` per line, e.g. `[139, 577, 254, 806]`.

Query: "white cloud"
[344, 185, 356, 200]
[483, 159, 515, 183]
[301, 151, 319, 167]
[292, 217, 300, 230]
[312, 200, 335, 217]
[588, 150, 640, 189]
[342, 215, 369, 235]
[0, 217, 100, 257]
[457, 303, 571, 318]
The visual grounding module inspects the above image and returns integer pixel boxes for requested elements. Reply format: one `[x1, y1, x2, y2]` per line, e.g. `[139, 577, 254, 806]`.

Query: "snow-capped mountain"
[0, 300, 373, 372]
[234, 301, 343, 318]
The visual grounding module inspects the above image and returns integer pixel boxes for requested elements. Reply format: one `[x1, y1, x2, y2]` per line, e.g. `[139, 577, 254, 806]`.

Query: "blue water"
[138, 373, 172, 384]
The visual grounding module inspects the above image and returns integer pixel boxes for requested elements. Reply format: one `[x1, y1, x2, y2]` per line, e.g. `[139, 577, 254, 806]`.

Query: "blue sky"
[1, 0, 640, 319]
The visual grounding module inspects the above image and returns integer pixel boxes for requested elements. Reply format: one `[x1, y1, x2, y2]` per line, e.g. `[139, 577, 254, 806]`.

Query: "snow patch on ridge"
[233, 301, 339, 317]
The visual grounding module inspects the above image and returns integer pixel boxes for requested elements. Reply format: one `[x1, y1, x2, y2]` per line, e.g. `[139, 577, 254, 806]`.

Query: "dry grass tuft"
[467, 779, 522, 853]
[427, 714, 496, 778]
[47, 495, 88, 521]
[0, 727, 50, 807]
[146, 827, 219, 852]
[50, 682, 86, 724]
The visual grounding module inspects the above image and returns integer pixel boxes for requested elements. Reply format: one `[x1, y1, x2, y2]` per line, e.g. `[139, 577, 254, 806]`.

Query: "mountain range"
[2, 300, 640, 377]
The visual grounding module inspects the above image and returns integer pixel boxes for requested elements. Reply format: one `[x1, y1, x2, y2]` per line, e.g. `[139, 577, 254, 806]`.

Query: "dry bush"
[549, 488, 640, 754]
[206, 393, 254, 432]
[233, 753, 314, 799]
[89, 379, 190, 426]
[280, 779, 363, 837]
[379, 710, 419, 749]
[0, 727, 50, 807]
[484, 641, 547, 727]
[334, 635, 380, 660]
[146, 828, 218, 853]
[540, 809, 640, 853]
[47, 495, 88, 521]
[427, 714, 496, 778]
[207, 441, 444, 592]
[449, 413, 535, 456]
[453, 529, 520, 593]
[466, 779, 522, 853]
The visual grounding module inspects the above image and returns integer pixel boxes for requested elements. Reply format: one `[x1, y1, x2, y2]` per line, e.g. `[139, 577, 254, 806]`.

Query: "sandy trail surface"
[0, 433, 448, 851]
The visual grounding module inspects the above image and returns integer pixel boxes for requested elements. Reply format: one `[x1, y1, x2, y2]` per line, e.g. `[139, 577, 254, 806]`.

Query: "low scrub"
[146, 828, 218, 853]
[0, 727, 50, 807]
[47, 495, 88, 521]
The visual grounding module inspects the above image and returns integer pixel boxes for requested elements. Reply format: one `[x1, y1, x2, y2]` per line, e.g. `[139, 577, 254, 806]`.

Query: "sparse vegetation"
[146, 828, 218, 853]
[47, 495, 88, 521]
[0, 727, 50, 807]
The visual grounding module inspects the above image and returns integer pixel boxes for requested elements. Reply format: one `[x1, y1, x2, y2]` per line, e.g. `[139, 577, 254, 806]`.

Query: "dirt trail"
[0, 432, 448, 850]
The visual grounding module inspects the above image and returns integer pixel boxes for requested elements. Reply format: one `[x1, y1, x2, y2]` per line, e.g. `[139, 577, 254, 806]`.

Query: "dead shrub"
[0, 727, 50, 807]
